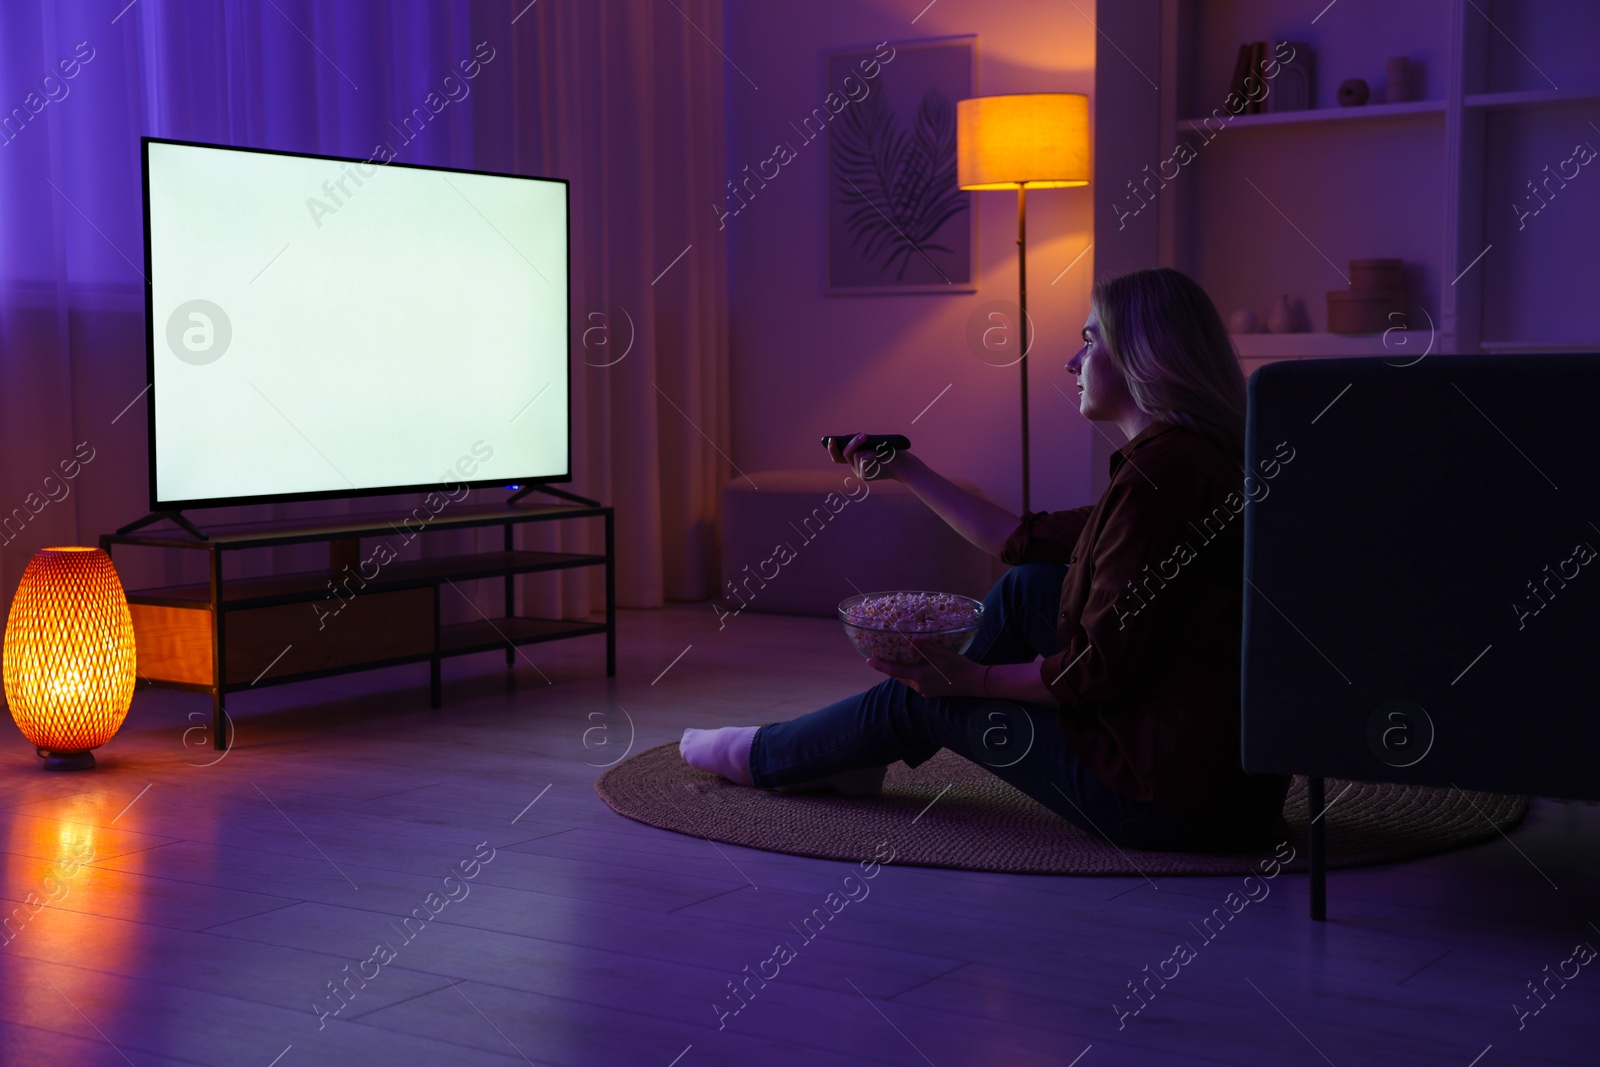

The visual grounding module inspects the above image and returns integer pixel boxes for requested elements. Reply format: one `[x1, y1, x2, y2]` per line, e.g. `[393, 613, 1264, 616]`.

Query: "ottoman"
[718, 470, 999, 620]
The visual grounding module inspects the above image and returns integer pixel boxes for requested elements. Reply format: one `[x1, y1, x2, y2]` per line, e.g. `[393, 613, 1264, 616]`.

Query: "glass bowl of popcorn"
[838, 591, 985, 666]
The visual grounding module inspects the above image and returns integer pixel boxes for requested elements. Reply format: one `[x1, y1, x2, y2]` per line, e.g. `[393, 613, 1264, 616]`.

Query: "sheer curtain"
[0, 0, 728, 619]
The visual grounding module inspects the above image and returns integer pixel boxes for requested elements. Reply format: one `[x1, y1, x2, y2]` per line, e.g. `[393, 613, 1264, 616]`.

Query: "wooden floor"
[1, 602, 1596, 1067]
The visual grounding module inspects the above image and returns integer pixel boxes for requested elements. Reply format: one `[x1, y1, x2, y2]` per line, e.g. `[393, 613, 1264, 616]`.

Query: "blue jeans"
[750, 563, 1196, 851]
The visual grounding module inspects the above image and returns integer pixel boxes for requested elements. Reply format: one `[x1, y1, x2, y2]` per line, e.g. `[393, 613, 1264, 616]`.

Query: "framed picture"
[824, 35, 977, 295]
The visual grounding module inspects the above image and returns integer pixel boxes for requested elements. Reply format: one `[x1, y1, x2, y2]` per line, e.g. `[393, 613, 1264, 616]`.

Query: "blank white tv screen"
[145, 139, 569, 508]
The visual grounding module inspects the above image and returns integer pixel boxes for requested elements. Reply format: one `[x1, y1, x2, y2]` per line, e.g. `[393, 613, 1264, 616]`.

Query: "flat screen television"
[142, 137, 570, 510]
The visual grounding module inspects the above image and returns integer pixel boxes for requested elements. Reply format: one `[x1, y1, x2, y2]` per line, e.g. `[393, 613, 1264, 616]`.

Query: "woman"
[681, 267, 1290, 852]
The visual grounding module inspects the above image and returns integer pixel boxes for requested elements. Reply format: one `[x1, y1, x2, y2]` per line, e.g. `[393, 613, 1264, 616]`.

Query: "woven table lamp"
[4, 547, 137, 770]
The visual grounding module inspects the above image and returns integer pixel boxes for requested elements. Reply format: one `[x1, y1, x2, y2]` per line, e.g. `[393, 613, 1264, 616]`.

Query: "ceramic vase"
[1267, 294, 1299, 333]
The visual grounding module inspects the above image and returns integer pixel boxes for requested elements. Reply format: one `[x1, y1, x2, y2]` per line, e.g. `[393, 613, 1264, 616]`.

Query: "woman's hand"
[828, 432, 919, 483]
[827, 435, 1019, 559]
[868, 640, 984, 698]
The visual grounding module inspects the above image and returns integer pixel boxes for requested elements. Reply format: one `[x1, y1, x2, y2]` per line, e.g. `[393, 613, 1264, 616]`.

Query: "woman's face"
[1066, 309, 1137, 422]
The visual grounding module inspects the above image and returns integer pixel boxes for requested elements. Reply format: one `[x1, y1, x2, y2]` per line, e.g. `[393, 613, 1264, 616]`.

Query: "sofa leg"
[1308, 775, 1327, 921]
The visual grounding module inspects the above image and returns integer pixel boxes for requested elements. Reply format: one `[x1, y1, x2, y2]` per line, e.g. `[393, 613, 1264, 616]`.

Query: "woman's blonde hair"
[1090, 267, 1246, 465]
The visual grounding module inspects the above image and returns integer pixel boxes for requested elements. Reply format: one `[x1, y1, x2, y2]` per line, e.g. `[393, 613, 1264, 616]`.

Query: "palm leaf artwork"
[833, 87, 968, 282]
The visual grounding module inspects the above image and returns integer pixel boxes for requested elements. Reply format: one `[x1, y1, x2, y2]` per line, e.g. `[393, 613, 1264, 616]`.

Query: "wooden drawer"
[130, 588, 435, 687]
[130, 603, 215, 686]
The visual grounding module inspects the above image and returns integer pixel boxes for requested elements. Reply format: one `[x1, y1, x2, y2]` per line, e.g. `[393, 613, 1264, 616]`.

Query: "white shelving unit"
[1100, 0, 1600, 363]
[1178, 99, 1448, 132]
[1464, 87, 1600, 108]
[1228, 330, 1441, 383]
[1230, 330, 1434, 358]
[1479, 339, 1600, 352]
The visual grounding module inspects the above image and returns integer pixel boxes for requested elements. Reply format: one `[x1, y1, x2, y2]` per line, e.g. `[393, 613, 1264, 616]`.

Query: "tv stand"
[102, 501, 614, 751]
[117, 510, 209, 541]
[507, 483, 600, 508]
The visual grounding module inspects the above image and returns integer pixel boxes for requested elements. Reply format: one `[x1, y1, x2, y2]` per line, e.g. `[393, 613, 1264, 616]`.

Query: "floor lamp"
[956, 93, 1090, 515]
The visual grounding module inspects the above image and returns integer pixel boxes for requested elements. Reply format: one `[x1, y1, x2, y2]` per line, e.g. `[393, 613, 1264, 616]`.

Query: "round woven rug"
[595, 743, 1528, 875]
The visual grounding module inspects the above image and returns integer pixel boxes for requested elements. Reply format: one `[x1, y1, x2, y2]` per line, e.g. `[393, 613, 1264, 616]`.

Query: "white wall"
[723, 0, 1098, 517]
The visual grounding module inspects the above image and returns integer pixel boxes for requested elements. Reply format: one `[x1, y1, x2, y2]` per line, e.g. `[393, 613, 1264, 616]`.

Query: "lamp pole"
[954, 93, 1089, 518]
[1017, 182, 1030, 516]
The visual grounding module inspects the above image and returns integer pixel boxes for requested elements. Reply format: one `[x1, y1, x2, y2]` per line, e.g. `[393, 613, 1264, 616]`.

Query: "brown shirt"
[1000, 420, 1288, 847]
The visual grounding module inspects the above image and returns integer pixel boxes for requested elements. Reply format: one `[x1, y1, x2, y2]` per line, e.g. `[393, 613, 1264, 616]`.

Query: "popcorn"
[839, 591, 983, 665]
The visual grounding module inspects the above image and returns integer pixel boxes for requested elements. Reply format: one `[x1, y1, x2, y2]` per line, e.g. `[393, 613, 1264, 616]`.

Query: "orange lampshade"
[957, 93, 1091, 190]
[4, 547, 136, 770]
